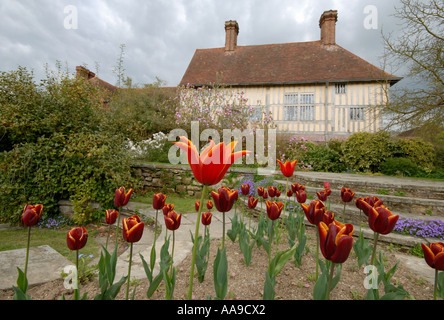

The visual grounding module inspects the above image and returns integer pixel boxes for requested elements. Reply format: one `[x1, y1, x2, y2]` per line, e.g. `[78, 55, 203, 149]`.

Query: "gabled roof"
[179, 40, 401, 87]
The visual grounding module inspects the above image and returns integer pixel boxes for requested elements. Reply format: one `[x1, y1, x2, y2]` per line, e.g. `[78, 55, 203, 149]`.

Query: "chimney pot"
[225, 20, 239, 52]
[319, 10, 338, 45]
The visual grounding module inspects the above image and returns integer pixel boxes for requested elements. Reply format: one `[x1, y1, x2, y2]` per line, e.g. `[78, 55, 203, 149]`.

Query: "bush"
[380, 157, 420, 177]
[341, 131, 396, 172]
[305, 144, 346, 173]
[0, 67, 138, 224]
[394, 137, 436, 170]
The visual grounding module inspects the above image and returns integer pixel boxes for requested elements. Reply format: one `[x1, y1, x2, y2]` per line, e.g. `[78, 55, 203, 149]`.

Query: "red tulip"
[21, 204, 43, 227]
[301, 200, 326, 225]
[164, 211, 182, 231]
[316, 190, 328, 201]
[241, 184, 250, 195]
[318, 221, 354, 264]
[295, 189, 307, 203]
[291, 183, 305, 193]
[248, 196, 258, 209]
[211, 186, 237, 213]
[201, 211, 212, 226]
[257, 187, 264, 197]
[122, 215, 145, 243]
[287, 189, 293, 197]
[262, 191, 268, 200]
[266, 201, 284, 220]
[195, 201, 201, 212]
[174, 136, 251, 186]
[368, 205, 399, 235]
[67, 227, 88, 251]
[267, 186, 276, 198]
[421, 242, 444, 271]
[162, 203, 175, 215]
[206, 200, 213, 210]
[114, 187, 133, 208]
[324, 182, 330, 189]
[105, 209, 119, 225]
[324, 187, 332, 196]
[340, 187, 355, 203]
[275, 189, 281, 198]
[277, 159, 297, 177]
[153, 193, 167, 210]
[364, 196, 383, 208]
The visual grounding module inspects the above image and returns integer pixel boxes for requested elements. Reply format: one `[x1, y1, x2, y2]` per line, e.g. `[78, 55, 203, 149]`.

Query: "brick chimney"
[225, 20, 239, 52]
[76, 66, 95, 80]
[319, 10, 338, 45]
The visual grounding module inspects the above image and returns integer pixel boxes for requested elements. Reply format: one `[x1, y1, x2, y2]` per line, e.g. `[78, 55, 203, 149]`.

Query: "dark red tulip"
[105, 209, 119, 225]
[241, 184, 250, 195]
[295, 189, 307, 203]
[21, 204, 43, 227]
[324, 187, 332, 196]
[318, 221, 354, 264]
[195, 201, 201, 212]
[257, 187, 264, 197]
[162, 203, 175, 215]
[316, 190, 328, 201]
[211, 187, 237, 213]
[275, 189, 281, 198]
[291, 183, 305, 193]
[67, 227, 88, 251]
[267, 186, 276, 198]
[262, 191, 268, 200]
[287, 189, 293, 197]
[122, 215, 144, 243]
[201, 211, 212, 226]
[114, 187, 133, 208]
[164, 211, 182, 231]
[206, 200, 213, 210]
[248, 196, 258, 209]
[153, 193, 166, 210]
[277, 160, 298, 177]
[368, 205, 399, 235]
[421, 242, 444, 271]
[266, 201, 284, 220]
[301, 200, 326, 225]
[364, 196, 383, 208]
[340, 187, 355, 203]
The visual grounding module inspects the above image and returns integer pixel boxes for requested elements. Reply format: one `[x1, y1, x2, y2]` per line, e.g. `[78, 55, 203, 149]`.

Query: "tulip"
[162, 203, 175, 215]
[421, 242, 444, 299]
[316, 190, 328, 202]
[206, 200, 213, 210]
[105, 209, 119, 250]
[267, 186, 276, 198]
[122, 215, 144, 300]
[291, 183, 305, 193]
[201, 211, 212, 226]
[153, 193, 167, 210]
[294, 190, 307, 203]
[114, 187, 133, 247]
[301, 200, 326, 226]
[265, 201, 284, 221]
[248, 196, 258, 209]
[275, 189, 281, 198]
[174, 137, 250, 300]
[340, 187, 355, 224]
[21, 204, 43, 227]
[324, 181, 330, 189]
[164, 211, 182, 231]
[262, 191, 268, 200]
[287, 189, 293, 197]
[67, 227, 88, 251]
[257, 186, 265, 197]
[114, 187, 133, 208]
[241, 184, 250, 196]
[367, 205, 399, 265]
[277, 159, 297, 177]
[211, 187, 237, 248]
[20, 204, 43, 282]
[195, 201, 201, 212]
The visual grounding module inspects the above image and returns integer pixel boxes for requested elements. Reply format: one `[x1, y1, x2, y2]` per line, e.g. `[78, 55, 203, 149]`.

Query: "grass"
[0, 226, 100, 264]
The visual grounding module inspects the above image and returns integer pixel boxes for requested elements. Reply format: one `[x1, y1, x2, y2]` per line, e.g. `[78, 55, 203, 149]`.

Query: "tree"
[382, 0, 443, 133]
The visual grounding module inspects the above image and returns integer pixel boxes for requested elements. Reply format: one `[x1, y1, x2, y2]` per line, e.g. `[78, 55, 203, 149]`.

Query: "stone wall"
[132, 163, 257, 198]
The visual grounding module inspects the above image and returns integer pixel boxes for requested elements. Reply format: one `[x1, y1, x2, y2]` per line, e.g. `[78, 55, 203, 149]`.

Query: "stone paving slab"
[0, 245, 73, 290]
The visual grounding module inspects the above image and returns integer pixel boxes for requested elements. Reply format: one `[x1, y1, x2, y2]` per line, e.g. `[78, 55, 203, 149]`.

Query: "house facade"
[179, 10, 401, 141]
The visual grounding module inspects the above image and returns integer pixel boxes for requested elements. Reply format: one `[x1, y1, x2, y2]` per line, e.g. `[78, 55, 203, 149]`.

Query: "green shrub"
[380, 157, 420, 177]
[341, 131, 396, 172]
[393, 137, 436, 170]
[0, 67, 138, 224]
[305, 144, 346, 173]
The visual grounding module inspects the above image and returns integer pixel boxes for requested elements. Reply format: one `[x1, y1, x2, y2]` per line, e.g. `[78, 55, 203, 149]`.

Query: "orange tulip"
[122, 215, 144, 243]
[174, 137, 251, 186]
[277, 160, 297, 177]
[114, 187, 133, 208]
[368, 205, 399, 235]
[164, 211, 182, 231]
[105, 209, 119, 225]
[21, 204, 43, 227]
[67, 227, 88, 251]
[421, 242, 444, 271]
[318, 221, 354, 264]
[248, 195, 258, 209]
[265, 201, 284, 220]
[201, 211, 212, 226]
[153, 193, 167, 210]
[211, 186, 237, 213]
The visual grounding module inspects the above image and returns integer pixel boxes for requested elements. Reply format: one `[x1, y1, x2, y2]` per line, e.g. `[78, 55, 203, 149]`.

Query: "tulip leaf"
[438, 271, 444, 299]
[15, 267, 28, 294]
[269, 244, 297, 277]
[263, 271, 276, 300]
[313, 272, 328, 300]
[213, 247, 228, 300]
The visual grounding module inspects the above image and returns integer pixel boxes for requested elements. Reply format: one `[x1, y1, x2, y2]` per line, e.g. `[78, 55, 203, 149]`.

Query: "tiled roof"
[179, 40, 401, 87]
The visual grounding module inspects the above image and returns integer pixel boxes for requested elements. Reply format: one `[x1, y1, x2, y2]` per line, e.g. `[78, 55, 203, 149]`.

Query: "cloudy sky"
[1, 0, 409, 87]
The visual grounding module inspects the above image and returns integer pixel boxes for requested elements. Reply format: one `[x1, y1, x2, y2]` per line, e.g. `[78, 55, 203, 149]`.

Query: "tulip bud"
[105, 209, 119, 225]
[201, 211, 212, 226]
[67, 227, 88, 251]
[152, 193, 166, 210]
[114, 187, 133, 208]
[164, 211, 182, 231]
[21, 204, 43, 227]
[122, 215, 144, 243]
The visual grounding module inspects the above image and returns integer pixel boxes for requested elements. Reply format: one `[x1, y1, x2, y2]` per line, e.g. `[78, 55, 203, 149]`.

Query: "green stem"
[222, 211, 226, 249]
[115, 206, 122, 249]
[187, 184, 208, 300]
[171, 230, 175, 274]
[434, 269, 438, 300]
[371, 232, 379, 266]
[326, 262, 336, 300]
[126, 242, 133, 300]
[154, 209, 159, 243]
[24, 226, 31, 278]
[342, 202, 346, 224]
[316, 229, 319, 281]
[105, 224, 111, 251]
[268, 220, 274, 265]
